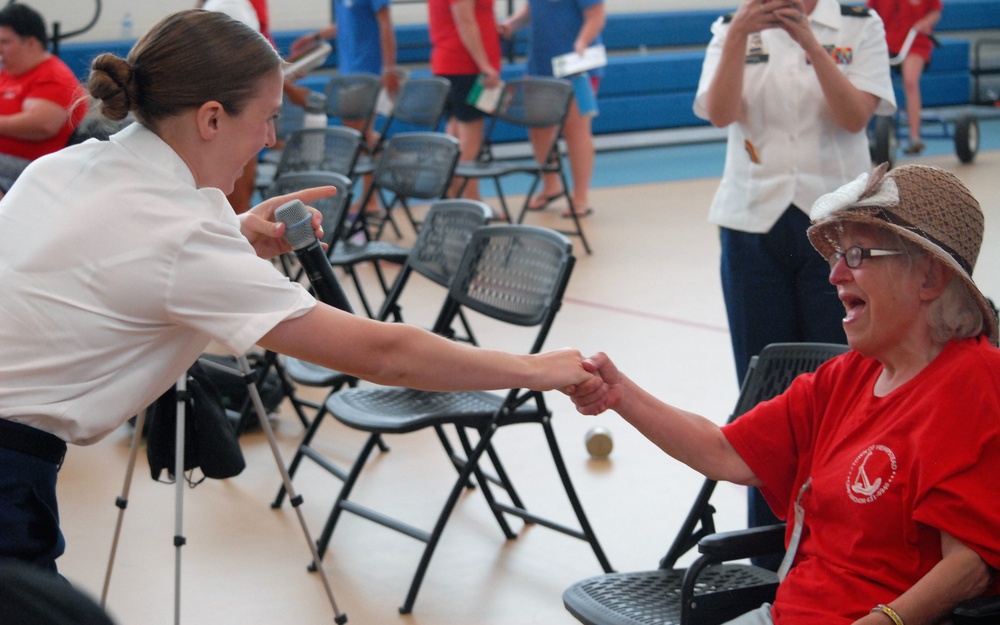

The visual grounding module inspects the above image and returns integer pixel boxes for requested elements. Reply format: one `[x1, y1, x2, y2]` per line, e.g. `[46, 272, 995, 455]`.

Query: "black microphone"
[275, 200, 354, 313]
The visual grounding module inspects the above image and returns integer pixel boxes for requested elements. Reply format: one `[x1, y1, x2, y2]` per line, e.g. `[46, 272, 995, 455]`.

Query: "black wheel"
[870, 115, 897, 169]
[954, 114, 979, 164]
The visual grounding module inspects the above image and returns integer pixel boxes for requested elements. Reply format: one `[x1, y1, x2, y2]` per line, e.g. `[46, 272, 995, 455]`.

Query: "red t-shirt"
[724, 337, 1000, 624]
[0, 56, 87, 161]
[867, 0, 942, 61]
[428, 0, 501, 75]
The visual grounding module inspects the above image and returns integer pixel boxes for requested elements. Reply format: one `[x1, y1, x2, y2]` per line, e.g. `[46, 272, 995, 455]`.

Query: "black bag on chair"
[146, 362, 246, 484]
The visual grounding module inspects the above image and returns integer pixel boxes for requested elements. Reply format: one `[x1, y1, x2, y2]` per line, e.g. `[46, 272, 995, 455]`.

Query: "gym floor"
[57, 115, 1000, 625]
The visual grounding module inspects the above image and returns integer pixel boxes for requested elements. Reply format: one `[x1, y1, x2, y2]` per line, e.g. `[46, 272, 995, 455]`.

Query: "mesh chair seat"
[564, 566, 779, 625]
[326, 388, 541, 434]
[453, 159, 523, 179]
[327, 239, 409, 266]
[282, 358, 353, 388]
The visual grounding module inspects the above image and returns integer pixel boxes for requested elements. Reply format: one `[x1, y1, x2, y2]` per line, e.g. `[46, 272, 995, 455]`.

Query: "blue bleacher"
[55, 0, 998, 142]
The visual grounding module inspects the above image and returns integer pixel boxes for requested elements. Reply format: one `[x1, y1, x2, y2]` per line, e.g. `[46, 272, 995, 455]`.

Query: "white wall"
[32, 0, 736, 44]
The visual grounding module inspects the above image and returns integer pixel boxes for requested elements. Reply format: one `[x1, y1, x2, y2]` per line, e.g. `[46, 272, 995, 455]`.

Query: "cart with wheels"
[869, 29, 980, 167]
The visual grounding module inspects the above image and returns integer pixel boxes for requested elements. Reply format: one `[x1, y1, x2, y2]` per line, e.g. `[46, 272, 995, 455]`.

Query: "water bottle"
[303, 91, 328, 129]
[120, 12, 134, 40]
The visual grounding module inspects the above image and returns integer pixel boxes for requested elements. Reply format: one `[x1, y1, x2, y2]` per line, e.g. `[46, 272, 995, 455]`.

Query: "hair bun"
[87, 53, 136, 121]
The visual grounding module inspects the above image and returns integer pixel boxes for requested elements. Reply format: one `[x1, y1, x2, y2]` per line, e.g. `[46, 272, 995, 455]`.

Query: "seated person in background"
[0, 3, 87, 196]
[570, 163, 1000, 624]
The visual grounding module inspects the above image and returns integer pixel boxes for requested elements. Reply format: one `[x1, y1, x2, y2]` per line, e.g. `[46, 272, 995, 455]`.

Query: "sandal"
[526, 191, 564, 211]
[561, 207, 593, 219]
[903, 140, 925, 155]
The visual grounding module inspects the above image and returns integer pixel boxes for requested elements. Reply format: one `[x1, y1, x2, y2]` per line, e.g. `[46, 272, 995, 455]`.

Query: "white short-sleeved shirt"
[693, 0, 897, 233]
[0, 123, 315, 444]
[201, 0, 260, 30]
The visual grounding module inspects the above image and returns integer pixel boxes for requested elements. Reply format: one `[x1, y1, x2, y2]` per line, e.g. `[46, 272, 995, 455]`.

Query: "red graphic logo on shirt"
[846, 444, 897, 503]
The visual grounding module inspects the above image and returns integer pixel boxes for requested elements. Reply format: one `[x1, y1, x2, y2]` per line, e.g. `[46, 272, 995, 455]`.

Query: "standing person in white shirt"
[692, 0, 896, 559]
[0, 9, 595, 576]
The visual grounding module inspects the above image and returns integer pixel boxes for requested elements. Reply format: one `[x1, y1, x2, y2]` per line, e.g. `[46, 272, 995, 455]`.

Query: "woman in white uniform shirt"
[0, 9, 594, 574]
[692, 0, 897, 559]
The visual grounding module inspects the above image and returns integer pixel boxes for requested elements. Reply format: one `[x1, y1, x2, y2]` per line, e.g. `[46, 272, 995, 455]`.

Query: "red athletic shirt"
[867, 0, 942, 62]
[0, 56, 87, 161]
[427, 0, 501, 75]
[724, 337, 1000, 624]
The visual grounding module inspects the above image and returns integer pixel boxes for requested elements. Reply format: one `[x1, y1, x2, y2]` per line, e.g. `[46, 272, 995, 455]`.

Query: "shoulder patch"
[841, 5, 872, 17]
[722, 12, 735, 23]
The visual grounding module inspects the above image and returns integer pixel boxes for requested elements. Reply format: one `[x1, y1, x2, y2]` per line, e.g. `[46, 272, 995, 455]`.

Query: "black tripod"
[100, 354, 348, 624]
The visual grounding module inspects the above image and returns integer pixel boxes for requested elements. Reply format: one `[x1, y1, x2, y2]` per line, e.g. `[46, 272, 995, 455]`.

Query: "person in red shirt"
[428, 0, 501, 200]
[867, 0, 942, 155]
[569, 163, 1000, 624]
[0, 3, 86, 196]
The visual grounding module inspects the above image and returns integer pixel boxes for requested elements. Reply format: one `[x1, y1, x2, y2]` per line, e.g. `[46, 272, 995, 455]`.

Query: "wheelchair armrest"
[953, 595, 1000, 624]
[697, 523, 787, 563]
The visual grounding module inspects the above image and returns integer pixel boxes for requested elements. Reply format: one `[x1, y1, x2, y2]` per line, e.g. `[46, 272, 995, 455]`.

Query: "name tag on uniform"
[745, 33, 769, 64]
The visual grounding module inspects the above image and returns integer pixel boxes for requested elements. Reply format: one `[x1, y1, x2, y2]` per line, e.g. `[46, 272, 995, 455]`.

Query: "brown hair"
[87, 10, 281, 127]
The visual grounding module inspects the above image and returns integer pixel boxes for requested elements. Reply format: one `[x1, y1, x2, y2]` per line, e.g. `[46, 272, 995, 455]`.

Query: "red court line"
[563, 297, 730, 334]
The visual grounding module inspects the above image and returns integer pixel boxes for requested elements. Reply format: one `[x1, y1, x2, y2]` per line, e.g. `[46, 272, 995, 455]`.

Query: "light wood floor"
[56, 149, 1000, 625]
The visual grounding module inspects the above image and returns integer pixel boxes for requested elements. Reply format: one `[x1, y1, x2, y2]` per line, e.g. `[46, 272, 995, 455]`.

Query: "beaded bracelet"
[871, 604, 904, 625]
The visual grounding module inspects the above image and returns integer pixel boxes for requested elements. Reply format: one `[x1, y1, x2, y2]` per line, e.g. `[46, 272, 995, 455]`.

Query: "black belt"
[0, 418, 67, 467]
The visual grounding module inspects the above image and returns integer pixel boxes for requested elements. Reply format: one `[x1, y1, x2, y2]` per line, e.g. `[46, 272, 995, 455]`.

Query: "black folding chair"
[271, 198, 493, 509]
[353, 76, 451, 177]
[352, 131, 461, 241]
[324, 72, 382, 139]
[256, 126, 363, 194]
[453, 76, 592, 253]
[312, 225, 612, 614]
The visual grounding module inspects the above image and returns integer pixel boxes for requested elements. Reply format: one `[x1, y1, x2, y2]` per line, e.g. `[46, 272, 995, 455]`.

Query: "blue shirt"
[332, 0, 391, 74]
[525, 0, 604, 78]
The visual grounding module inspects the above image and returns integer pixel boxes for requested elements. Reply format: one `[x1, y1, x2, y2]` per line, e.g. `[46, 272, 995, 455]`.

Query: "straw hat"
[807, 163, 998, 345]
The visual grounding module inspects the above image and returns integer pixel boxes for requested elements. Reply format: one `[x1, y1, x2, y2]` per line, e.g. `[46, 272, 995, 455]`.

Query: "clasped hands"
[561, 352, 624, 416]
[733, 0, 810, 36]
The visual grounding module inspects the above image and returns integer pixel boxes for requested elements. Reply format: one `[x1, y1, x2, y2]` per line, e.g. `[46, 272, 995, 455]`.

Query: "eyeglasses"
[828, 246, 906, 269]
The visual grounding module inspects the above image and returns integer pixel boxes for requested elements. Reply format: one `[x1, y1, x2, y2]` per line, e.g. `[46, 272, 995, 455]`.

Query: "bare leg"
[561, 99, 595, 213]
[527, 125, 564, 208]
[901, 54, 926, 152]
[451, 118, 484, 200]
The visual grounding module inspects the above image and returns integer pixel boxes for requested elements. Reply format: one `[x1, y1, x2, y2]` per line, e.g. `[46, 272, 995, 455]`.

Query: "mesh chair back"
[276, 126, 363, 177]
[265, 171, 353, 245]
[276, 96, 307, 144]
[406, 199, 493, 288]
[392, 76, 451, 128]
[440, 225, 574, 333]
[495, 77, 574, 129]
[729, 342, 851, 423]
[324, 73, 381, 121]
[371, 132, 460, 200]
